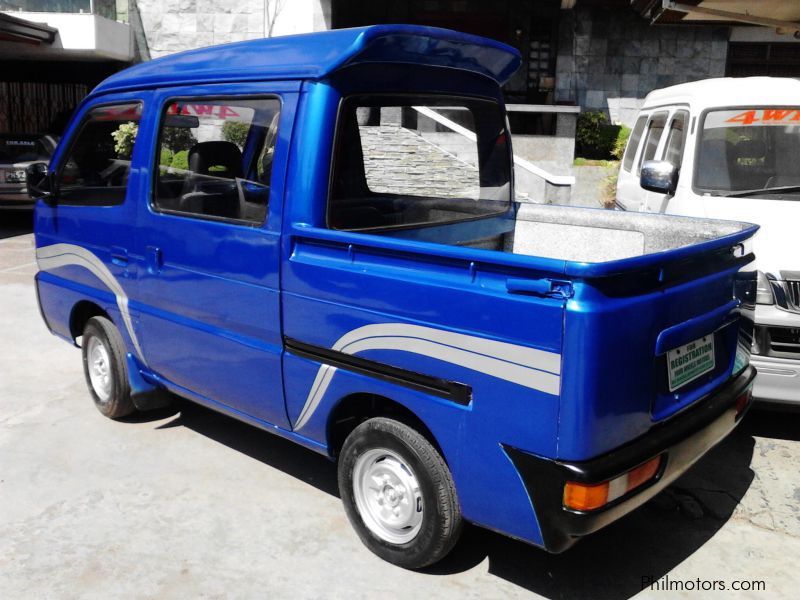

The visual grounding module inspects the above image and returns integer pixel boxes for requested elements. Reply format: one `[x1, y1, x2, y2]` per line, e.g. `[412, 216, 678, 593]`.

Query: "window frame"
[149, 93, 283, 228]
[636, 110, 669, 176]
[622, 114, 648, 173]
[325, 92, 514, 234]
[54, 99, 144, 207]
[662, 109, 690, 170]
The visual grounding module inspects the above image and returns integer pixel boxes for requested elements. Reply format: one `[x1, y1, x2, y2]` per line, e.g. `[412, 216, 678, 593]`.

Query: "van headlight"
[756, 271, 775, 305]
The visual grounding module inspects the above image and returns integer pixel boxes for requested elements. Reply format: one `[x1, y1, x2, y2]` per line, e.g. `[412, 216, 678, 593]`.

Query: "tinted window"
[57, 103, 142, 206]
[0, 136, 50, 163]
[153, 97, 281, 224]
[329, 96, 512, 234]
[637, 112, 668, 174]
[663, 110, 688, 167]
[622, 115, 647, 172]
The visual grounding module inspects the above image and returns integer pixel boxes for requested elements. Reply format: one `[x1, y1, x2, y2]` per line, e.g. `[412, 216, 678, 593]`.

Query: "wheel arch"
[69, 300, 111, 343]
[326, 393, 445, 462]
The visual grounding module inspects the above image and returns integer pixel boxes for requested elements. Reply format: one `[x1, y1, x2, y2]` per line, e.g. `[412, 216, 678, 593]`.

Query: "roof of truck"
[93, 25, 521, 96]
[642, 77, 800, 111]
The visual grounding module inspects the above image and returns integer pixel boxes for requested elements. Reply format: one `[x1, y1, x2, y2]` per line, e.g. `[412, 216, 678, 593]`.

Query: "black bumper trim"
[506, 365, 756, 553]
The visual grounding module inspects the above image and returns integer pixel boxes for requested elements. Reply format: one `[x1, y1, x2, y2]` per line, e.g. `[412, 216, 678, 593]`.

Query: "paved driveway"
[1, 213, 799, 599]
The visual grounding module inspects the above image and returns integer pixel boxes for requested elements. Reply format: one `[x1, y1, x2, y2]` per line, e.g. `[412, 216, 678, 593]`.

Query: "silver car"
[0, 134, 57, 209]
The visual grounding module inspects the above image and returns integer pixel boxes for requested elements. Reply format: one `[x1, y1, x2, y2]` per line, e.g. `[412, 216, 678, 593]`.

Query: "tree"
[265, 0, 285, 37]
[221, 121, 250, 149]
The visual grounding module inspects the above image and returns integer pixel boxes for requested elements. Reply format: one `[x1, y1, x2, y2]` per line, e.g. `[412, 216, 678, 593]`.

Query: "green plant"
[576, 111, 626, 160]
[159, 147, 174, 167]
[161, 126, 197, 153]
[171, 150, 189, 170]
[111, 122, 138, 159]
[221, 121, 250, 149]
[612, 125, 632, 161]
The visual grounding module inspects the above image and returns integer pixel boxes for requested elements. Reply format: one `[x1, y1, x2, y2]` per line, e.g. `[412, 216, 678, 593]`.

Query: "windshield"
[695, 108, 800, 199]
[0, 136, 50, 163]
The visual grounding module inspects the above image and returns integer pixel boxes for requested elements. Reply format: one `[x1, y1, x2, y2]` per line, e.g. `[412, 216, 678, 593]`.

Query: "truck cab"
[32, 27, 758, 568]
[617, 77, 800, 407]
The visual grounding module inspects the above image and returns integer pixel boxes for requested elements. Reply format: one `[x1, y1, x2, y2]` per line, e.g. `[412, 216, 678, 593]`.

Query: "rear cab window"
[327, 95, 512, 243]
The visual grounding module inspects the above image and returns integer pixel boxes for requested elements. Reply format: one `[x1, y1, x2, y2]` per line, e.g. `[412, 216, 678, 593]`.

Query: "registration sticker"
[667, 335, 715, 392]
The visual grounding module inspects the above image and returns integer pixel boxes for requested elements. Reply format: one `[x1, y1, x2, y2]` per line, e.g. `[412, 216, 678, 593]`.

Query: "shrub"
[221, 121, 250, 149]
[612, 125, 632, 161]
[111, 122, 138, 159]
[576, 111, 629, 160]
[171, 150, 189, 170]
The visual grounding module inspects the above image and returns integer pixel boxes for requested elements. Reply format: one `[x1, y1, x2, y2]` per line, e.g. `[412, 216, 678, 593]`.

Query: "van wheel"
[338, 417, 462, 569]
[81, 316, 136, 419]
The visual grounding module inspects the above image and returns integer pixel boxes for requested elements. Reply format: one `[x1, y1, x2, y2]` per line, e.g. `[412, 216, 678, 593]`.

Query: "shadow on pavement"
[0, 211, 33, 240]
[136, 398, 796, 599]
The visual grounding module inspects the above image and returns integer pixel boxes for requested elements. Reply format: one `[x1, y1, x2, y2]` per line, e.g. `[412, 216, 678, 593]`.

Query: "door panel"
[134, 84, 299, 428]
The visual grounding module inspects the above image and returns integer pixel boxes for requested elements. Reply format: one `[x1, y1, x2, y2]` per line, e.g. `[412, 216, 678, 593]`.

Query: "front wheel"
[338, 417, 462, 569]
[81, 316, 136, 419]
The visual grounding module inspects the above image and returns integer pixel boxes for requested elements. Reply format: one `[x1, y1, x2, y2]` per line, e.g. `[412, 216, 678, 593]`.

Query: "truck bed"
[509, 204, 749, 263]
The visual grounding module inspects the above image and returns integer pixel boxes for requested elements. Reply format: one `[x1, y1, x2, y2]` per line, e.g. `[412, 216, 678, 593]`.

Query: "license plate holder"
[667, 335, 715, 392]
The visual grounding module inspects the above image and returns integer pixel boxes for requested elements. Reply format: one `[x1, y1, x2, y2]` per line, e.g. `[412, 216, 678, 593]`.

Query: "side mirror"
[640, 160, 678, 195]
[25, 162, 54, 202]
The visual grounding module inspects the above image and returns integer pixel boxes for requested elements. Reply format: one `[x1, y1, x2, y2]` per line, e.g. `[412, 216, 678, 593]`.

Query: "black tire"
[81, 316, 136, 419]
[338, 417, 462, 569]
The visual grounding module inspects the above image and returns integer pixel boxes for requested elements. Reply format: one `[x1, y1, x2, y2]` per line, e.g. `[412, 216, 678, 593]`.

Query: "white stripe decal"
[36, 243, 144, 360]
[293, 323, 561, 431]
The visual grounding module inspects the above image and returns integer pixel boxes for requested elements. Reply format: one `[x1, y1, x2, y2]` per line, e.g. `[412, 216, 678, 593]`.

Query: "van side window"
[637, 112, 668, 175]
[663, 110, 688, 168]
[622, 115, 647, 173]
[328, 95, 512, 235]
[57, 102, 142, 206]
[153, 97, 281, 225]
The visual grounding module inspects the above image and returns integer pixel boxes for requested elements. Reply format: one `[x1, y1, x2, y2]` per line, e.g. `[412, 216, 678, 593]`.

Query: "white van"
[616, 77, 800, 406]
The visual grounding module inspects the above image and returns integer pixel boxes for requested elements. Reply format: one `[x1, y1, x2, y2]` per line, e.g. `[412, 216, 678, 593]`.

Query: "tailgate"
[556, 238, 756, 461]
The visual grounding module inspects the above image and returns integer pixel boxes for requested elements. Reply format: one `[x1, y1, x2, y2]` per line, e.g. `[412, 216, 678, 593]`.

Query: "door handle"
[506, 278, 573, 299]
[110, 246, 129, 267]
[146, 246, 163, 274]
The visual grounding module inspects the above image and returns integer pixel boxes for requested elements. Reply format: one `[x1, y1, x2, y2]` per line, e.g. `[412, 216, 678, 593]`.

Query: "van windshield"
[695, 108, 800, 199]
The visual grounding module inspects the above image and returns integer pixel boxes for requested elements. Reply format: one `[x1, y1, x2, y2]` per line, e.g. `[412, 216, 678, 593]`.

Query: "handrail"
[412, 106, 575, 187]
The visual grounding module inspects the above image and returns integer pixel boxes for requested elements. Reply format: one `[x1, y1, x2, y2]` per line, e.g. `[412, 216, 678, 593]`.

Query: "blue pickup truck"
[30, 25, 757, 568]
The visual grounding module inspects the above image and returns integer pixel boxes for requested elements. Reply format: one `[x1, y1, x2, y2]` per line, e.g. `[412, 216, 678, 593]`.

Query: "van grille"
[786, 280, 800, 309]
[768, 327, 800, 356]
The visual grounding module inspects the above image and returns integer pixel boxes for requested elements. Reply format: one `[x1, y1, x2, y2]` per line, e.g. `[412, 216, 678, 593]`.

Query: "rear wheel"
[338, 417, 462, 569]
[81, 316, 136, 419]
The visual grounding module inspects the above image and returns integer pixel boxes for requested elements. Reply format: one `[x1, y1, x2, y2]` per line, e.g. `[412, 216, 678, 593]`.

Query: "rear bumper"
[751, 355, 800, 405]
[506, 365, 756, 553]
[0, 187, 33, 208]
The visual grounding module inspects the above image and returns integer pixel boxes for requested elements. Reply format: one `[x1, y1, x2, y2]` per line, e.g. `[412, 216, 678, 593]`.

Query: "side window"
[622, 115, 647, 172]
[663, 110, 688, 168]
[328, 96, 512, 235]
[57, 102, 142, 206]
[153, 97, 281, 224]
[637, 111, 668, 175]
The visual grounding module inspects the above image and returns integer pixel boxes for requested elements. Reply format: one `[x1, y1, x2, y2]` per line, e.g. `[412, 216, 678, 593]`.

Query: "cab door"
[133, 82, 299, 428]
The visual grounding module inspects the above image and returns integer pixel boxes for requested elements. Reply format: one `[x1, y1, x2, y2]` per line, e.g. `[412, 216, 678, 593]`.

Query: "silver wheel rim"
[352, 448, 424, 544]
[87, 336, 112, 403]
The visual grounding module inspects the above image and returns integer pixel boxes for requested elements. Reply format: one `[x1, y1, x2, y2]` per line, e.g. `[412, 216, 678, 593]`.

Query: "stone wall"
[135, 0, 331, 58]
[555, 6, 729, 126]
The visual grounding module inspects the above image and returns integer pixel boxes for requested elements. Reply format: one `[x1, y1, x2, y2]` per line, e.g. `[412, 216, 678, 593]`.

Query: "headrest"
[188, 141, 243, 179]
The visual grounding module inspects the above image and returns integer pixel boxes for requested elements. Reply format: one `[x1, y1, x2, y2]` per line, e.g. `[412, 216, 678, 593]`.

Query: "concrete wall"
[555, 6, 728, 126]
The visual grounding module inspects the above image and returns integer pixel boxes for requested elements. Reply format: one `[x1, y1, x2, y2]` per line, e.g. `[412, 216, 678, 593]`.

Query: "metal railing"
[413, 106, 575, 187]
